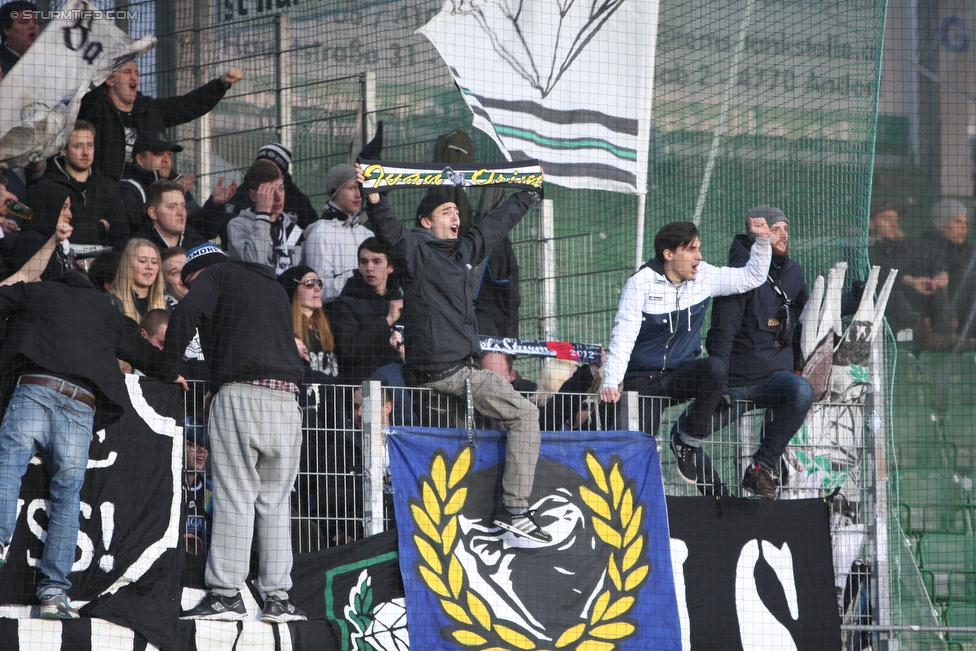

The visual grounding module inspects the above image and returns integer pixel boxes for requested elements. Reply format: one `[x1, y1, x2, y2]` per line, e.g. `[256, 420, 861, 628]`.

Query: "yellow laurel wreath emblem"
[409, 447, 649, 651]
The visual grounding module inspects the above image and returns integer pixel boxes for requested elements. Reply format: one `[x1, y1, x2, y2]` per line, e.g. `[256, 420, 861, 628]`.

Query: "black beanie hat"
[415, 192, 453, 226]
[277, 264, 317, 301]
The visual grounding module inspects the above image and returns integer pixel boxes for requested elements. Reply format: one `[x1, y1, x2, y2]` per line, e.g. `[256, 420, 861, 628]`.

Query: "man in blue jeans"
[706, 206, 814, 499]
[0, 271, 173, 618]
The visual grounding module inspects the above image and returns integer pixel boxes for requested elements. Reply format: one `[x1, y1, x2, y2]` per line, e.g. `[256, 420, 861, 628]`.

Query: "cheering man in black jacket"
[0, 271, 173, 619]
[358, 164, 551, 543]
[166, 244, 307, 623]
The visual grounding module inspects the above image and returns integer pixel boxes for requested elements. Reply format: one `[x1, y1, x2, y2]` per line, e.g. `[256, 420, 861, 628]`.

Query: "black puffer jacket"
[706, 234, 809, 386]
[78, 80, 229, 181]
[332, 273, 401, 384]
[365, 191, 536, 374]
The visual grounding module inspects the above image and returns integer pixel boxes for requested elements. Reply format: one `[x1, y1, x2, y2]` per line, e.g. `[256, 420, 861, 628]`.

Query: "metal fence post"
[868, 335, 894, 650]
[274, 13, 293, 152]
[361, 380, 386, 537]
[538, 199, 556, 341]
[619, 390, 641, 432]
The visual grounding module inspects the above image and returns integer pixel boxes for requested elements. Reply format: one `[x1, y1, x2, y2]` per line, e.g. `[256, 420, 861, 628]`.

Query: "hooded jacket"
[602, 235, 771, 389]
[705, 234, 809, 386]
[365, 191, 537, 374]
[226, 208, 302, 274]
[8, 182, 75, 280]
[164, 260, 304, 393]
[302, 203, 372, 303]
[29, 156, 128, 245]
[77, 79, 229, 181]
[0, 272, 170, 429]
[194, 172, 318, 242]
[332, 273, 401, 383]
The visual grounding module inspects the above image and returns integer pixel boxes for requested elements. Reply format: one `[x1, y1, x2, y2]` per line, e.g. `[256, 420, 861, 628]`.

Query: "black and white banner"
[666, 497, 841, 651]
[359, 160, 544, 196]
[418, 0, 657, 193]
[0, 376, 188, 651]
[0, 0, 155, 167]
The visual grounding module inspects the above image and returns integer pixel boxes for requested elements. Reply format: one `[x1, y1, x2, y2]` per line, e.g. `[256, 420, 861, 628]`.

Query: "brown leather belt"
[18, 375, 97, 409]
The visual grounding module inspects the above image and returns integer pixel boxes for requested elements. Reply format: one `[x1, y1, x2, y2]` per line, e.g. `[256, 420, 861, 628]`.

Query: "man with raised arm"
[599, 219, 771, 494]
[79, 60, 243, 181]
[358, 164, 551, 543]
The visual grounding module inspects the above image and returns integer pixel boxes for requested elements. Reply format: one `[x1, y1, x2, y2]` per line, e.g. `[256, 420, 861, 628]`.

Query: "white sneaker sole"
[260, 612, 307, 623]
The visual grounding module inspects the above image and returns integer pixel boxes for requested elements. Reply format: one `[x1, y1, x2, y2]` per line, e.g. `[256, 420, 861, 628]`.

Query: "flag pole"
[635, 2, 661, 269]
[635, 193, 647, 270]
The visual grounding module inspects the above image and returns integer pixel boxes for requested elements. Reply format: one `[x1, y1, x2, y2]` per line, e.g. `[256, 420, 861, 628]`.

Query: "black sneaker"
[39, 594, 80, 620]
[743, 463, 778, 500]
[180, 591, 247, 621]
[492, 507, 552, 543]
[670, 431, 699, 484]
[260, 595, 307, 623]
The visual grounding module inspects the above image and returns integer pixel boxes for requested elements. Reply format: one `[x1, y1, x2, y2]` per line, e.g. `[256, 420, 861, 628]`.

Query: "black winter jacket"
[706, 234, 809, 386]
[332, 274, 400, 384]
[29, 157, 129, 245]
[164, 260, 304, 393]
[78, 80, 229, 181]
[119, 162, 160, 232]
[0, 272, 170, 429]
[365, 191, 536, 374]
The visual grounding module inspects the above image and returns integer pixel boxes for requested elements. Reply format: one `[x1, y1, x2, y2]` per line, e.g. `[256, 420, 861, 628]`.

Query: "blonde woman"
[278, 265, 339, 379]
[110, 238, 167, 322]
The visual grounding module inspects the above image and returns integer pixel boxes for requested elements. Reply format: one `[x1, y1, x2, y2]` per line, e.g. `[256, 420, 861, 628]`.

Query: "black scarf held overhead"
[358, 159, 544, 197]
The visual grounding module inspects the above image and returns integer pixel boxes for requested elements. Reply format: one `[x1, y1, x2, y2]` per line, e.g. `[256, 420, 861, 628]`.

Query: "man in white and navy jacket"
[600, 219, 770, 494]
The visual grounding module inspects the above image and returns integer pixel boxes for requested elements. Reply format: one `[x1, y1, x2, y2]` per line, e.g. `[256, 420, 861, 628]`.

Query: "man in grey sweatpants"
[165, 243, 307, 623]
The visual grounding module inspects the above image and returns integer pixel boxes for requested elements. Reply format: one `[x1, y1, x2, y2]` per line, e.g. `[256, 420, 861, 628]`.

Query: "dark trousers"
[623, 356, 727, 441]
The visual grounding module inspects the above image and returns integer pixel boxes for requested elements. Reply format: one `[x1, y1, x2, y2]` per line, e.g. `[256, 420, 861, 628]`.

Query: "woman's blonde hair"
[110, 238, 167, 321]
[291, 294, 334, 352]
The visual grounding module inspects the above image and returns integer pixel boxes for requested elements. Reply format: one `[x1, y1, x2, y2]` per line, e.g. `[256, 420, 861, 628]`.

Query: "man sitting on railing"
[706, 206, 813, 500]
[599, 219, 770, 495]
[358, 163, 552, 544]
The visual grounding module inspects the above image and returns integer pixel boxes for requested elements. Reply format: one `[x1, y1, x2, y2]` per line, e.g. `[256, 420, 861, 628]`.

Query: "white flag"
[419, 0, 659, 194]
[0, 0, 155, 168]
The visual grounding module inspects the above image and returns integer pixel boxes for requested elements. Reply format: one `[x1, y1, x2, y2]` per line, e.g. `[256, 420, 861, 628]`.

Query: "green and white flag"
[419, 0, 659, 194]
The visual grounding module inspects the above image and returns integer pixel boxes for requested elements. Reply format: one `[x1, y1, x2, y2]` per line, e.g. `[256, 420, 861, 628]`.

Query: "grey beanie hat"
[929, 199, 968, 229]
[324, 164, 357, 200]
[745, 205, 787, 230]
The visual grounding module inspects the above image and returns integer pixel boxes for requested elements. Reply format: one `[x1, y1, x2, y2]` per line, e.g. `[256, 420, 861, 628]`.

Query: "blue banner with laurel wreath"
[388, 427, 680, 651]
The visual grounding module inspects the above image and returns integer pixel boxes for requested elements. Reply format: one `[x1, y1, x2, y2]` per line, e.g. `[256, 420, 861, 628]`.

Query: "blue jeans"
[0, 381, 94, 598]
[722, 370, 814, 471]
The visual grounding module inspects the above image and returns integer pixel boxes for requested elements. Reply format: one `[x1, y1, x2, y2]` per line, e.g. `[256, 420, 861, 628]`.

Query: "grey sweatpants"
[424, 366, 540, 510]
[206, 383, 302, 598]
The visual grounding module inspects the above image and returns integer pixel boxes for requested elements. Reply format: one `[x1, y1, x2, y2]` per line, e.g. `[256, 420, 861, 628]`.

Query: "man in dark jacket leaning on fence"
[357, 163, 551, 544]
